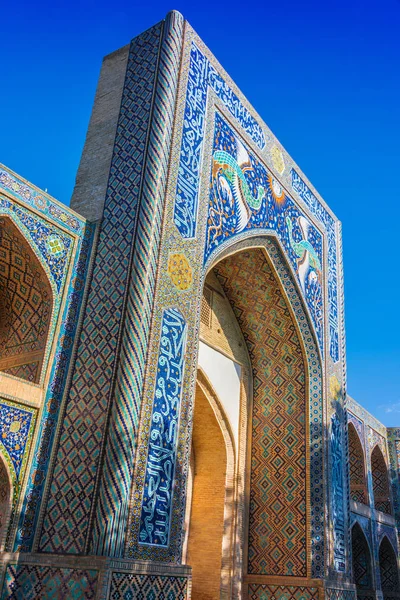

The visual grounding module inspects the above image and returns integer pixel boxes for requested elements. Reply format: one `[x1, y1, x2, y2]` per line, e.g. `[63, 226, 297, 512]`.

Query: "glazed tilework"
[38, 22, 163, 555]
[378, 536, 400, 593]
[325, 590, 356, 600]
[205, 113, 324, 355]
[174, 43, 265, 239]
[331, 411, 346, 571]
[139, 308, 187, 547]
[0, 400, 36, 479]
[0, 165, 93, 552]
[14, 219, 94, 551]
[0, 168, 84, 235]
[92, 11, 185, 557]
[1, 565, 98, 599]
[109, 572, 188, 599]
[214, 250, 308, 576]
[248, 585, 320, 600]
[348, 412, 365, 449]
[291, 170, 339, 362]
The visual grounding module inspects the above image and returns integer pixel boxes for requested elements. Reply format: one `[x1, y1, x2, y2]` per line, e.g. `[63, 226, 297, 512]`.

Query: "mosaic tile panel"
[348, 412, 365, 449]
[331, 411, 346, 571]
[291, 170, 339, 362]
[39, 22, 163, 555]
[139, 308, 187, 547]
[92, 11, 184, 557]
[0, 169, 84, 235]
[174, 42, 265, 239]
[109, 572, 188, 599]
[0, 400, 36, 480]
[214, 249, 308, 577]
[248, 585, 320, 600]
[1, 565, 98, 599]
[15, 224, 93, 551]
[205, 113, 324, 355]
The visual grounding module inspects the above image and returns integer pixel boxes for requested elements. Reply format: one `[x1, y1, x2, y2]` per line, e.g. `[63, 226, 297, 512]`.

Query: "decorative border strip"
[138, 308, 187, 547]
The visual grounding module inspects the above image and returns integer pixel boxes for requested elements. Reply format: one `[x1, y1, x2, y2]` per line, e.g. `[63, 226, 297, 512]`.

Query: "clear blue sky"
[2, 0, 399, 425]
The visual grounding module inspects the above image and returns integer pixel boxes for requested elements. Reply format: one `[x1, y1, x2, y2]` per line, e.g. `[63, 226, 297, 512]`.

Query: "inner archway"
[379, 537, 400, 600]
[371, 445, 392, 514]
[186, 380, 232, 600]
[348, 423, 368, 505]
[213, 247, 309, 579]
[351, 523, 374, 599]
[0, 217, 53, 383]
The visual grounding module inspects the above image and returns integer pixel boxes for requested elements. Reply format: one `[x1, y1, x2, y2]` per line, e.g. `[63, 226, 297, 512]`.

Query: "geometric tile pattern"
[379, 537, 400, 597]
[214, 249, 307, 577]
[138, 308, 187, 547]
[1, 565, 98, 599]
[39, 23, 163, 555]
[109, 572, 188, 600]
[174, 43, 265, 239]
[371, 445, 392, 515]
[0, 216, 53, 382]
[206, 113, 324, 355]
[0, 400, 36, 479]
[351, 523, 373, 592]
[331, 412, 346, 571]
[348, 423, 368, 505]
[325, 590, 356, 600]
[93, 11, 184, 558]
[248, 585, 320, 600]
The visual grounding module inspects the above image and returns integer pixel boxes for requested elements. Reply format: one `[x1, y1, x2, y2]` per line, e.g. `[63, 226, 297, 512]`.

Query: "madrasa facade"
[0, 10, 399, 600]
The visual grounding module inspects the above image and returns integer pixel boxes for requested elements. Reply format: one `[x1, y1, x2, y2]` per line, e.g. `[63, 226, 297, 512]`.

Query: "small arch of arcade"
[379, 536, 400, 600]
[351, 522, 374, 599]
[0, 216, 53, 383]
[186, 238, 323, 598]
[371, 445, 392, 515]
[348, 423, 368, 505]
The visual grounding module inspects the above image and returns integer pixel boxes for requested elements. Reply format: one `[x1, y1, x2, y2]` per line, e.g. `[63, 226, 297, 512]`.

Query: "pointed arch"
[185, 369, 236, 599]
[371, 445, 392, 514]
[379, 536, 400, 600]
[0, 452, 12, 551]
[351, 523, 374, 597]
[0, 216, 53, 383]
[348, 423, 368, 505]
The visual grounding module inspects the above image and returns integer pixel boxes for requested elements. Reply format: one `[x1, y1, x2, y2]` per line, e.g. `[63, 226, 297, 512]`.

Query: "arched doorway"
[371, 446, 392, 514]
[0, 216, 53, 383]
[348, 423, 368, 505]
[0, 454, 12, 551]
[186, 378, 234, 600]
[351, 523, 374, 599]
[379, 537, 400, 600]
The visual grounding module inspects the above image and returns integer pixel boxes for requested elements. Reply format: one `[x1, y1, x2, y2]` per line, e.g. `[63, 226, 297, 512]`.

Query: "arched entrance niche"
[185, 371, 235, 599]
[0, 453, 12, 551]
[379, 536, 400, 600]
[189, 236, 323, 596]
[351, 523, 374, 599]
[0, 216, 53, 383]
[348, 423, 368, 505]
[371, 446, 392, 514]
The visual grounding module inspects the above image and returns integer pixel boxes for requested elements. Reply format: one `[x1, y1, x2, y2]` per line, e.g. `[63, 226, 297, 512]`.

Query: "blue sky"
[1, 0, 399, 425]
